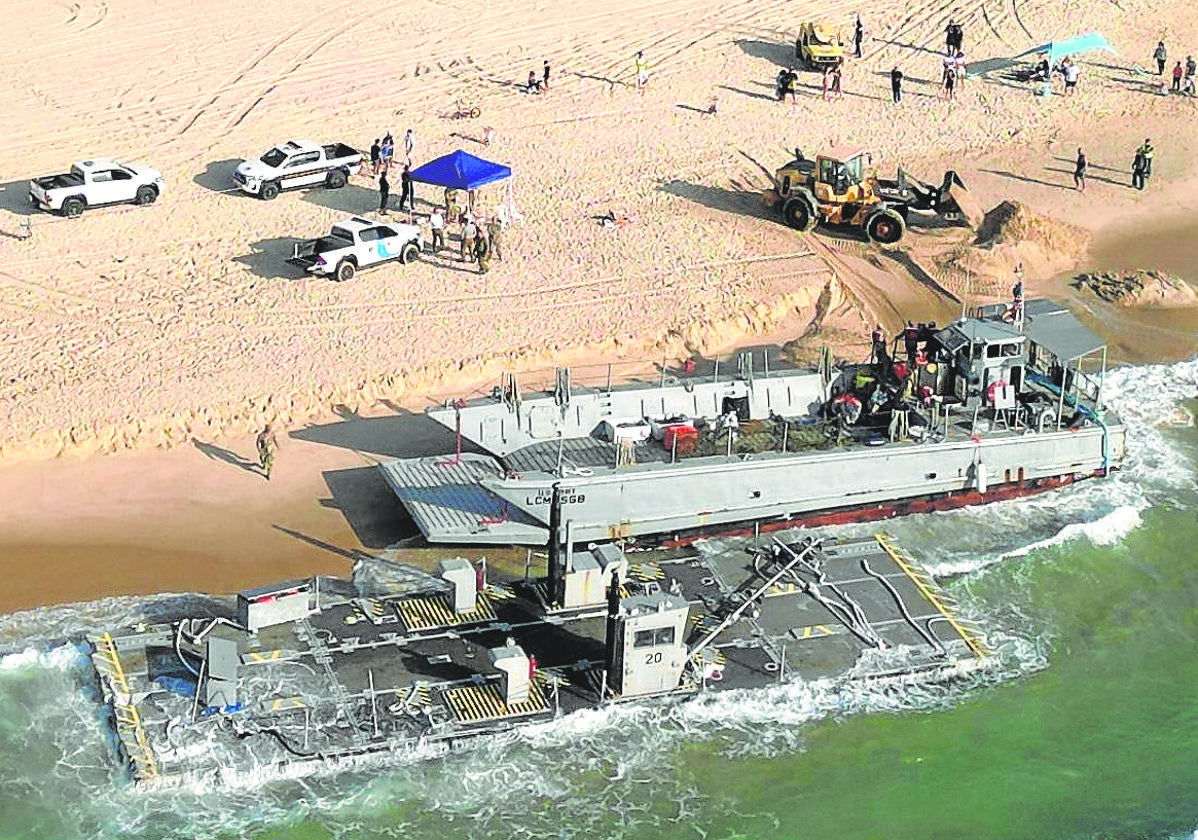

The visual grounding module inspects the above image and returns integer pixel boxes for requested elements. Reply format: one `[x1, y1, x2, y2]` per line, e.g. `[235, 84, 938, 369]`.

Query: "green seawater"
[1, 380, 1195, 840]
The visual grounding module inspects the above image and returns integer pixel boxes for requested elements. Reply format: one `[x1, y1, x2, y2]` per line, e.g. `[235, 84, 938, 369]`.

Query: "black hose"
[860, 558, 944, 655]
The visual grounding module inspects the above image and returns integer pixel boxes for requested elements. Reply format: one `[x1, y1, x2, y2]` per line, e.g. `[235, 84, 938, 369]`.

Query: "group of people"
[526, 59, 551, 94]
[436, 205, 505, 274]
[371, 130, 417, 214]
[1155, 43, 1197, 94]
[1072, 139, 1155, 192]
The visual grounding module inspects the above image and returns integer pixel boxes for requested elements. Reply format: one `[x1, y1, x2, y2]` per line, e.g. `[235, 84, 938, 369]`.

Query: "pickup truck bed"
[287, 234, 352, 269]
[33, 173, 84, 190]
[323, 143, 358, 160]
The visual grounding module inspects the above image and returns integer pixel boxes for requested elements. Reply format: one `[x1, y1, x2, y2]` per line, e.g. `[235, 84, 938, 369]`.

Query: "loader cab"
[813, 148, 871, 204]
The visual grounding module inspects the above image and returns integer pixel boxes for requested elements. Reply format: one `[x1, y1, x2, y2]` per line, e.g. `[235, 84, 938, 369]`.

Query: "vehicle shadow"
[235, 236, 308, 280]
[0, 180, 38, 216]
[290, 409, 467, 459]
[303, 183, 381, 215]
[735, 38, 795, 68]
[318, 467, 418, 549]
[193, 158, 243, 194]
[657, 178, 776, 222]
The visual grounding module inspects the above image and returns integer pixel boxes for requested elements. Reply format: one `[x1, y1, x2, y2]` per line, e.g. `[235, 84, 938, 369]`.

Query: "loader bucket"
[936, 171, 985, 229]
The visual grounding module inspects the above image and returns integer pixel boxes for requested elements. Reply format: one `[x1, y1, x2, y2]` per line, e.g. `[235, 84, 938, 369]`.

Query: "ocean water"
[0, 360, 1196, 840]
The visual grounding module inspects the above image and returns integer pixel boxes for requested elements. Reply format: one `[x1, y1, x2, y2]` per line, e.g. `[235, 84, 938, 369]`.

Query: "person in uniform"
[256, 426, 277, 480]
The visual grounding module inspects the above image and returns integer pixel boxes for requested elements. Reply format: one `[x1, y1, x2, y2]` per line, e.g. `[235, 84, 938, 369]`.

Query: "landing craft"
[380, 299, 1124, 546]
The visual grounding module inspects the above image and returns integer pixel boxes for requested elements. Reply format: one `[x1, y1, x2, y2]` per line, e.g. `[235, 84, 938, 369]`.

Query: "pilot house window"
[634, 627, 675, 648]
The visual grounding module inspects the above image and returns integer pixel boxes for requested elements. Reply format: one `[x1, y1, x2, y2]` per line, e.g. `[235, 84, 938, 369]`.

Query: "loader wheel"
[865, 209, 906, 245]
[135, 185, 158, 206]
[326, 168, 347, 189]
[260, 181, 280, 201]
[335, 260, 356, 282]
[783, 199, 815, 232]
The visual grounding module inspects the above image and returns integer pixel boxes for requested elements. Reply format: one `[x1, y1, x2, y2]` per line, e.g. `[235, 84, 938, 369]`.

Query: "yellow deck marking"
[874, 532, 989, 658]
[267, 697, 306, 712]
[397, 593, 497, 631]
[629, 561, 665, 581]
[245, 650, 283, 662]
[795, 624, 838, 640]
[444, 681, 549, 724]
[93, 634, 160, 780]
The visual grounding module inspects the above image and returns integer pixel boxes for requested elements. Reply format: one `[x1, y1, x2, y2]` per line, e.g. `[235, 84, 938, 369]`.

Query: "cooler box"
[663, 424, 696, 450]
[667, 426, 699, 456]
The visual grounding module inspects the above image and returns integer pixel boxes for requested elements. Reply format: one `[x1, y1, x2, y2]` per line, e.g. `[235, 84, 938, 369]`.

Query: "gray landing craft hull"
[383, 423, 1124, 544]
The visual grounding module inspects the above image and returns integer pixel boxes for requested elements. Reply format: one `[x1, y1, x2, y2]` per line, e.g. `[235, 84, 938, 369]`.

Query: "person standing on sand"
[942, 60, 956, 101]
[1154, 41, 1167, 75]
[429, 207, 445, 254]
[377, 170, 390, 214]
[398, 163, 414, 212]
[256, 426, 277, 481]
[635, 51, 649, 93]
[474, 229, 491, 274]
[1172, 61, 1184, 92]
[543, 59, 551, 91]
[1062, 57, 1079, 95]
[369, 138, 381, 175]
[1074, 148, 1087, 192]
[460, 216, 477, 262]
[853, 16, 864, 58]
[403, 128, 415, 163]
[831, 63, 844, 99]
[822, 65, 832, 100]
[891, 66, 903, 103]
[486, 216, 503, 261]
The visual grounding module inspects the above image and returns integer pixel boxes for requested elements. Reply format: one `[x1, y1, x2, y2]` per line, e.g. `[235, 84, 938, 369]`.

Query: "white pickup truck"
[234, 140, 363, 200]
[29, 158, 165, 217]
[287, 216, 422, 281]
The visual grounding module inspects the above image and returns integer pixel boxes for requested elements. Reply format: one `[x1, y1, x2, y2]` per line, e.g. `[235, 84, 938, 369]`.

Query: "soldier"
[474, 229, 491, 274]
[256, 425, 277, 481]
[460, 216, 477, 262]
[486, 216, 504, 260]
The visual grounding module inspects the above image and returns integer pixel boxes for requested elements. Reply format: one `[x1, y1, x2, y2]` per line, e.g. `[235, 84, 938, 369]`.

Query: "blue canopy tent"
[409, 150, 511, 190]
[1015, 32, 1116, 66]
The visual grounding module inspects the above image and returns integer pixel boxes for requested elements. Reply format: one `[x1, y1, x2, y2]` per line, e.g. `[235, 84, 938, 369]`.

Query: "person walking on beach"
[1132, 149, 1148, 190]
[942, 59, 956, 101]
[1073, 148, 1087, 192]
[486, 216, 503, 261]
[831, 63, 844, 99]
[891, 66, 903, 103]
[429, 207, 445, 254]
[369, 138, 381, 175]
[256, 426, 277, 481]
[635, 51, 649, 93]
[377, 170, 390, 214]
[1138, 138, 1155, 177]
[1154, 41, 1167, 75]
[853, 16, 864, 58]
[399, 163, 414, 211]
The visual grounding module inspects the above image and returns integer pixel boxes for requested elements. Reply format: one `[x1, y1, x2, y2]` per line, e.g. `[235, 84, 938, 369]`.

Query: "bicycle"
[447, 99, 481, 119]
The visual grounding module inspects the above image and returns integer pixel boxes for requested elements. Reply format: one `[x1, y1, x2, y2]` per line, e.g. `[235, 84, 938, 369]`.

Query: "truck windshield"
[260, 148, 288, 167]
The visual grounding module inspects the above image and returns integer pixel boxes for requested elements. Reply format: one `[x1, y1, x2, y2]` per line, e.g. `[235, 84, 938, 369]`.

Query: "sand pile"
[934, 201, 1090, 296]
[1072, 270, 1198, 308]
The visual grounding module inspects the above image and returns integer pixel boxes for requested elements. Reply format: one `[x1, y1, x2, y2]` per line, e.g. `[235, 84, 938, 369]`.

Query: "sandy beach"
[2, 0, 1197, 612]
